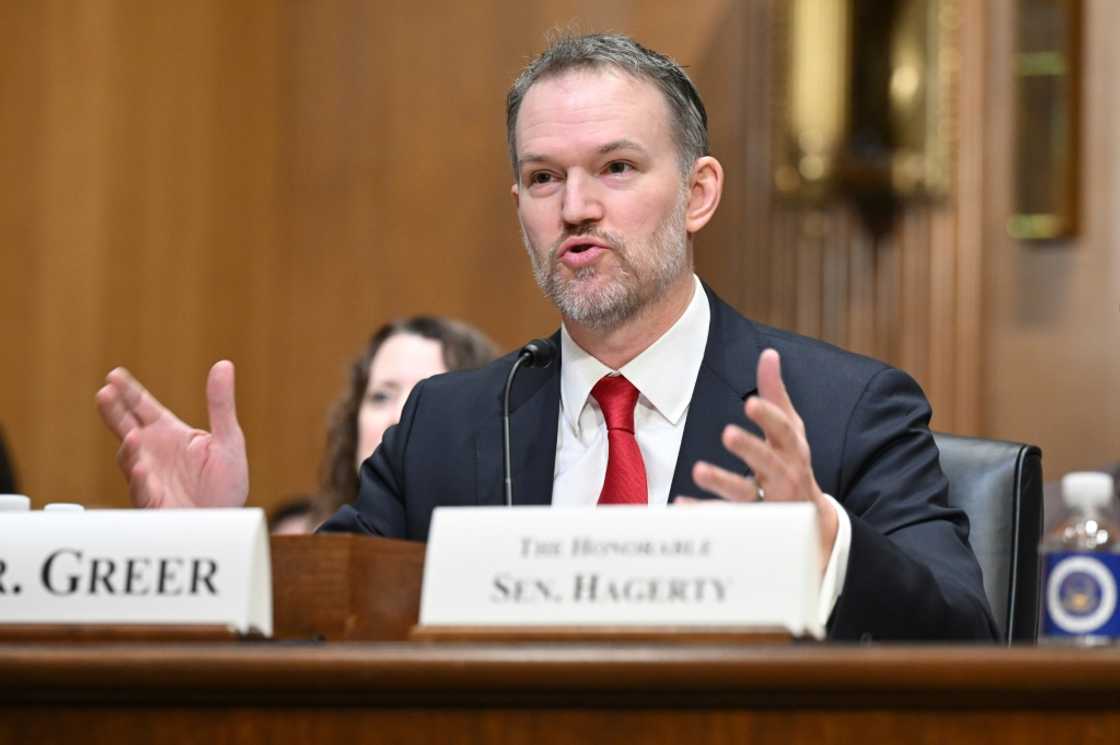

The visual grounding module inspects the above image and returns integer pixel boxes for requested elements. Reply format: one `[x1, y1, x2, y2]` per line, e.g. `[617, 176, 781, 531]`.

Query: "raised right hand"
[95, 361, 249, 509]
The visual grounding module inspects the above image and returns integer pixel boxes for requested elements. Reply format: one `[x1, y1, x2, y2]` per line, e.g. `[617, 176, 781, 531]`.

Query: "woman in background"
[305, 316, 497, 528]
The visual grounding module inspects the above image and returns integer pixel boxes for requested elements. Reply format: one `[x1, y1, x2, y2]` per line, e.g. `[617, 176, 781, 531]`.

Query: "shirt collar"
[560, 274, 711, 433]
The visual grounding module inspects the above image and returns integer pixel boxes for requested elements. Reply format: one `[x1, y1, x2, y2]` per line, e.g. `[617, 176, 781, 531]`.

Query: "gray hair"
[505, 33, 709, 175]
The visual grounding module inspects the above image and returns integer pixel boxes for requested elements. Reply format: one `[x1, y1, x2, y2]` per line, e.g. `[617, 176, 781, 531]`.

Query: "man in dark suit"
[96, 34, 997, 640]
[319, 280, 996, 640]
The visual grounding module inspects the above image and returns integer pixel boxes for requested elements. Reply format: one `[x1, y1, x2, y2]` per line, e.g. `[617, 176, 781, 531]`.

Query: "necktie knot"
[591, 375, 640, 434]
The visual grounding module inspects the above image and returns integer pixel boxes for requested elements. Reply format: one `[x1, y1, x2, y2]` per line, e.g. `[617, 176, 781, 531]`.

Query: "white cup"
[0, 494, 31, 512]
[43, 503, 84, 512]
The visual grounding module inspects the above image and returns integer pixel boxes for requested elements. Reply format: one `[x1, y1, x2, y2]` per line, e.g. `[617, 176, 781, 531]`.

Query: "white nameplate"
[0, 508, 272, 636]
[420, 503, 822, 638]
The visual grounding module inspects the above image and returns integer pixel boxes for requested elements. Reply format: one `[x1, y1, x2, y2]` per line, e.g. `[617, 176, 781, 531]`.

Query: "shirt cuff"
[816, 493, 851, 628]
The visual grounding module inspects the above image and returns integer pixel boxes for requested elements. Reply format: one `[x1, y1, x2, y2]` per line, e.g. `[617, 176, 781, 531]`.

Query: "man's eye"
[529, 172, 554, 185]
[605, 161, 633, 175]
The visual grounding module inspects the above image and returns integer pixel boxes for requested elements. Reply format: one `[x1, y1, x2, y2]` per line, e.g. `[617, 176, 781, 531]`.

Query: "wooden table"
[2, 642, 1118, 744]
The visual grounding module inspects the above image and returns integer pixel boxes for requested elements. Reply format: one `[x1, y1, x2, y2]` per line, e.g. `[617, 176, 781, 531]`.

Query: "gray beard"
[521, 202, 690, 330]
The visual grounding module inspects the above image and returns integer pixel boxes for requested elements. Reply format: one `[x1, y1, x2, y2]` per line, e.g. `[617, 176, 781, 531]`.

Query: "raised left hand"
[686, 348, 838, 575]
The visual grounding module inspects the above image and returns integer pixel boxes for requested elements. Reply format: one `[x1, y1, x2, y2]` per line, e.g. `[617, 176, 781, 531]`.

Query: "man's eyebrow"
[517, 140, 650, 169]
[517, 153, 549, 166]
[598, 139, 648, 156]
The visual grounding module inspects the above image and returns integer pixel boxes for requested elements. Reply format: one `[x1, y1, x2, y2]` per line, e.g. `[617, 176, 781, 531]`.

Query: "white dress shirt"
[552, 274, 852, 626]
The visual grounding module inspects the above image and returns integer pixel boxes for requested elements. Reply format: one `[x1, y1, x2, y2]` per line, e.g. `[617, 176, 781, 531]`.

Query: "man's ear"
[510, 182, 520, 209]
[685, 156, 723, 234]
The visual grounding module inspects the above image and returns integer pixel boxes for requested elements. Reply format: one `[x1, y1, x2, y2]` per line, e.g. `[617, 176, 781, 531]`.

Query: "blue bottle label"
[1042, 552, 1120, 638]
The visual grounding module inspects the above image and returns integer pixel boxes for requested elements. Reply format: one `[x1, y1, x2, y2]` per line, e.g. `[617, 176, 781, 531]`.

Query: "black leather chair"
[933, 432, 1043, 643]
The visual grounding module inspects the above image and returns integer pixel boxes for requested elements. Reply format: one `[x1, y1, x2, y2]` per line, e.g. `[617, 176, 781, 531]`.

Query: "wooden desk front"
[2, 643, 1118, 744]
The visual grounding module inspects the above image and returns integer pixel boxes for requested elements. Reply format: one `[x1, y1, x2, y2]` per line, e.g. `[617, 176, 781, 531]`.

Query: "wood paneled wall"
[3, 0, 1110, 513]
[0, 0, 745, 512]
[697, 1, 985, 437]
[710, 0, 1120, 477]
[979, 0, 1120, 477]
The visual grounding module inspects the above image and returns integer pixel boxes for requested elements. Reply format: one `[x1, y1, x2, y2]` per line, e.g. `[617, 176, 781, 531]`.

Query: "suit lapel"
[668, 284, 762, 501]
[475, 336, 561, 507]
[475, 285, 761, 506]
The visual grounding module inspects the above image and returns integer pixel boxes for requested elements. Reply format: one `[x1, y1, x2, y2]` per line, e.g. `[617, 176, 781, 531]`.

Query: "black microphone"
[503, 338, 558, 507]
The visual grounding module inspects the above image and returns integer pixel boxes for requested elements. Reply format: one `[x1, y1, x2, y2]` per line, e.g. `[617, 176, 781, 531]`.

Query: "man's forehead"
[514, 67, 673, 160]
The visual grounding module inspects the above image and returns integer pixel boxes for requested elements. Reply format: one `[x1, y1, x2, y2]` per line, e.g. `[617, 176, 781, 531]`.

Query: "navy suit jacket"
[322, 285, 999, 641]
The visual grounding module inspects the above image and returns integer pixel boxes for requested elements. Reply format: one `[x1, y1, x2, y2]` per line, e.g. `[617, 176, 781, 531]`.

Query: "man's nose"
[560, 172, 604, 226]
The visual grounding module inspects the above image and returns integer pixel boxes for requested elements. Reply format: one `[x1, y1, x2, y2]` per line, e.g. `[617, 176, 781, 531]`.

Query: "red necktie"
[591, 375, 648, 504]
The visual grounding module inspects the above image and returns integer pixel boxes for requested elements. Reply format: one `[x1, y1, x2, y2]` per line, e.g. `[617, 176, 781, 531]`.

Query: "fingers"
[127, 461, 160, 509]
[708, 349, 814, 503]
[105, 367, 166, 427]
[720, 424, 785, 484]
[730, 348, 809, 495]
[719, 422, 812, 502]
[692, 461, 763, 503]
[206, 360, 242, 444]
[127, 462, 148, 508]
[750, 348, 806, 454]
[117, 430, 166, 509]
[757, 349, 797, 417]
[96, 381, 140, 440]
[115, 429, 142, 475]
[744, 397, 803, 455]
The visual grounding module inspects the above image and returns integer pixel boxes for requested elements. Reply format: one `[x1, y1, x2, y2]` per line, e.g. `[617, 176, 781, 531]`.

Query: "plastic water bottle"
[1040, 472, 1120, 645]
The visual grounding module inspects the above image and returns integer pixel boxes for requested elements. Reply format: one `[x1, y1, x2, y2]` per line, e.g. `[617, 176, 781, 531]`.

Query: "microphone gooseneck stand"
[502, 338, 557, 507]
